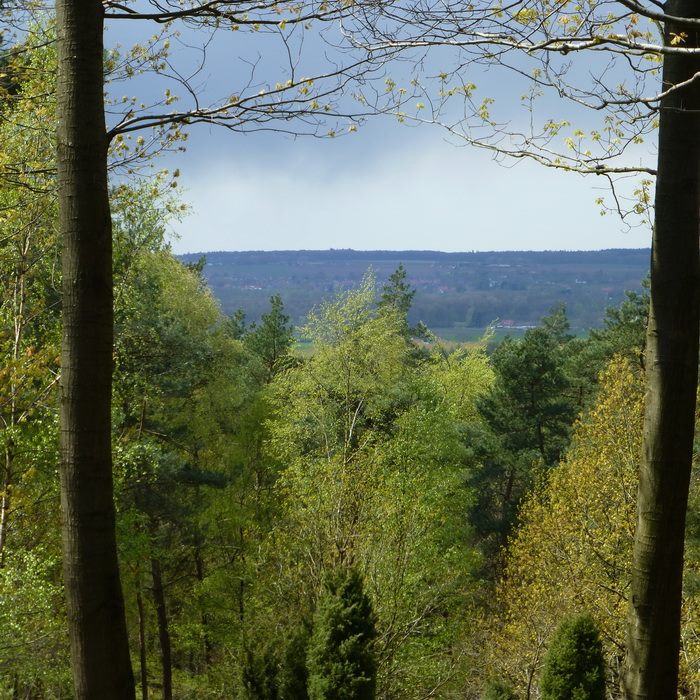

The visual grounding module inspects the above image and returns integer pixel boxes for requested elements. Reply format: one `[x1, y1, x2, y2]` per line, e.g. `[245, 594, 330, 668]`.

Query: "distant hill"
[180, 249, 650, 336]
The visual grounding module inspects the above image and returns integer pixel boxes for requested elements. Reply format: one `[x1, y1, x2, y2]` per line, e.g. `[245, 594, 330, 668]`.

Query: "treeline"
[184, 249, 648, 333]
[191, 249, 650, 266]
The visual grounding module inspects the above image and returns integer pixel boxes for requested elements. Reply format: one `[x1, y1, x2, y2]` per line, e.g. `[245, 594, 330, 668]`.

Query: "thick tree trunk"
[56, 2, 135, 697]
[624, 2, 700, 696]
[150, 557, 173, 700]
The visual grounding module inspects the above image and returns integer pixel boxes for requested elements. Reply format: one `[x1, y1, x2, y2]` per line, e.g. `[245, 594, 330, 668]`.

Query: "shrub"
[482, 679, 519, 699]
[540, 613, 605, 700]
[279, 620, 311, 700]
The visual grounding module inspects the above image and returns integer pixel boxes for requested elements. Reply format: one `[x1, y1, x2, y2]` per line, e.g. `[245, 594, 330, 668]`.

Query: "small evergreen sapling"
[540, 613, 605, 700]
[307, 567, 377, 700]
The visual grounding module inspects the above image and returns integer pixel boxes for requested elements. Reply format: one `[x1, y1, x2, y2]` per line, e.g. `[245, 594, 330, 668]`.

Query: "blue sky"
[105, 14, 656, 254]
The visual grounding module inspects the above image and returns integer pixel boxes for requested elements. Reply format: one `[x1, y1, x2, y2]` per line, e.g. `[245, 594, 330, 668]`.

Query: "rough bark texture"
[56, 2, 135, 697]
[624, 2, 700, 696]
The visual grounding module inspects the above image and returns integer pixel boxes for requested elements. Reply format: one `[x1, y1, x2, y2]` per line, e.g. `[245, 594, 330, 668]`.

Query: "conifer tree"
[540, 614, 605, 700]
[245, 294, 294, 382]
[378, 264, 415, 322]
[378, 264, 429, 341]
[279, 621, 312, 700]
[307, 568, 377, 700]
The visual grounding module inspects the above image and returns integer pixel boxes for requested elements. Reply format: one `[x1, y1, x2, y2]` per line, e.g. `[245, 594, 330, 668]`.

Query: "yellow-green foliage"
[261, 279, 494, 698]
[487, 356, 700, 697]
[488, 356, 642, 694]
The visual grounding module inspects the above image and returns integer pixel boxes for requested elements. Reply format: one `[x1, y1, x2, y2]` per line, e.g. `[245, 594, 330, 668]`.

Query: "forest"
[3, 0, 700, 699]
[179, 249, 649, 334]
[1, 92, 665, 694]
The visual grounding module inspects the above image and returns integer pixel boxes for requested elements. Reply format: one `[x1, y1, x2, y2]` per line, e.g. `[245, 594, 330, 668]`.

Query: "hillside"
[180, 248, 650, 334]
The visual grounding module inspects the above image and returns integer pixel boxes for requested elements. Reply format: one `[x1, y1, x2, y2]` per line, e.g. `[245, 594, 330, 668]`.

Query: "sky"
[105, 12, 656, 255]
[169, 125, 652, 254]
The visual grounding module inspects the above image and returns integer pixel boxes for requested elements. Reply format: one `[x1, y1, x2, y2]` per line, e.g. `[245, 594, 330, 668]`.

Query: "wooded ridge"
[180, 248, 650, 333]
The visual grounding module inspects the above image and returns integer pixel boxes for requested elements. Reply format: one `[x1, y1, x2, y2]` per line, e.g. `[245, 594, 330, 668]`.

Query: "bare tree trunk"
[0, 438, 14, 565]
[151, 557, 173, 700]
[137, 587, 149, 700]
[624, 1, 700, 696]
[56, 2, 134, 697]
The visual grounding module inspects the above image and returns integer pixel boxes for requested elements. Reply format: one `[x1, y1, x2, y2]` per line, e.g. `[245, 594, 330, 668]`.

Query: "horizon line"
[176, 246, 651, 255]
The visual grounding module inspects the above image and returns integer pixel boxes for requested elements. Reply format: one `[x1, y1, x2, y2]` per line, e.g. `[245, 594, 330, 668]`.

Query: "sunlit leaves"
[486, 358, 642, 694]
[262, 277, 492, 697]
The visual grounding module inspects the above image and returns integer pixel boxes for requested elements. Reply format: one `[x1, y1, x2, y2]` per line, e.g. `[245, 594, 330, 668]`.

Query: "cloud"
[170, 134, 652, 253]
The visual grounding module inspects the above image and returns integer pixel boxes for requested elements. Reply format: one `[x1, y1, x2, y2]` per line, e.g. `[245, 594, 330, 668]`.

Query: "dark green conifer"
[279, 621, 311, 700]
[307, 568, 377, 700]
[242, 645, 279, 700]
[244, 293, 294, 381]
[540, 613, 605, 700]
[378, 263, 415, 321]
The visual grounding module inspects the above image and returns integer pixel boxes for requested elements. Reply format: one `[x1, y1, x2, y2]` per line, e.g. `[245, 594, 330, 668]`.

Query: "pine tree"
[378, 264, 415, 320]
[378, 264, 429, 340]
[540, 614, 605, 700]
[245, 293, 294, 382]
[279, 621, 311, 700]
[307, 568, 377, 700]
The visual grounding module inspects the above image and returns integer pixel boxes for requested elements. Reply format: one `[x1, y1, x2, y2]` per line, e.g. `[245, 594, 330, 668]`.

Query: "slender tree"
[244, 294, 295, 383]
[53, 1, 397, 693]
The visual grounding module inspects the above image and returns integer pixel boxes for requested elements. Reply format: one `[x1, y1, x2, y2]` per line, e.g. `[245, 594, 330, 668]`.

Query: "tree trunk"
[56, 2, 135, 697]
[194, 547, 213, 668]
[624, 2, 700, 696]
[137, 587, 149, 700]
[0, 438, 14, 565]
[151, 557, 173, 700]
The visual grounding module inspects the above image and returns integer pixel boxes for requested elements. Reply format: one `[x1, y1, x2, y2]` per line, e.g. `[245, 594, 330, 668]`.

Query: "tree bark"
[56, 2, 135, 697]
[151, 557, 173, 700]
[624, 2, 700, 696]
